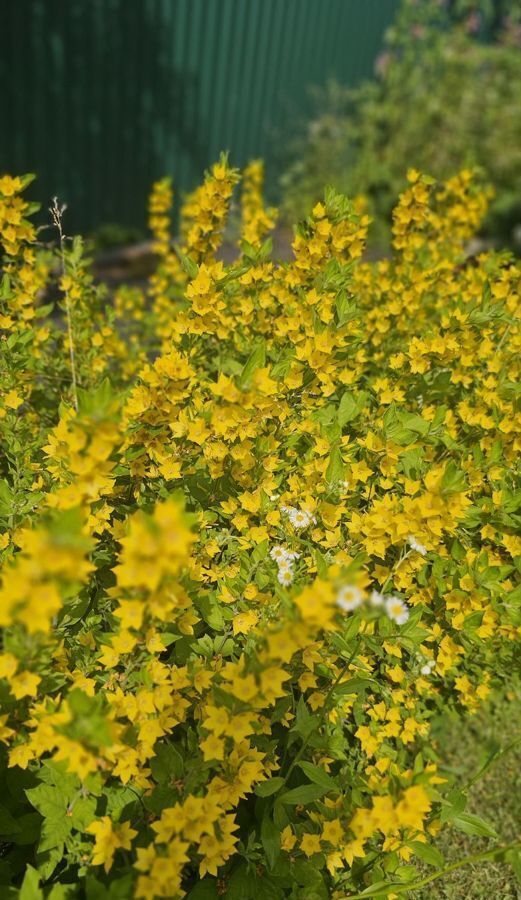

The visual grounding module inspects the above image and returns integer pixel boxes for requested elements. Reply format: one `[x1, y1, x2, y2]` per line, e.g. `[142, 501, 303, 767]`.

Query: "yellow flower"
[8, 744, 34, 769]
[395, 785, 432, 832]
[294, 580, 335, 627]
[200, 735, 225, 761]
[10, 671, 41, 699]
[300, 833, 322, 857]
[115, 498, 194, 592]
[0, 653, 18, 680]
[232, 610, 258, 636]
[281, 825, 296, 851]
[87, 817, 137, 872]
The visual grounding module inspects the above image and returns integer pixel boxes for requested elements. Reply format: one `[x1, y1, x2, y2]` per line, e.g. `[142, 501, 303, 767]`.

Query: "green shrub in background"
[280, 0, 521, 249]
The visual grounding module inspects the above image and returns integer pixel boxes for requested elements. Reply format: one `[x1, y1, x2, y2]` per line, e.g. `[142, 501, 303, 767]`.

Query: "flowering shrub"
[0, 160, 520, 898]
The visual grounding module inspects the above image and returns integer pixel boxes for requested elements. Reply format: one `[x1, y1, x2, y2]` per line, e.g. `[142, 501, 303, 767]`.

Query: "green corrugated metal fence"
[0, 0, 399, 232]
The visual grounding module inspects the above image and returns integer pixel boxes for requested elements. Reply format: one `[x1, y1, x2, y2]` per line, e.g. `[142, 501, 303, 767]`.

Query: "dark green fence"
[0, 0, 398, 232]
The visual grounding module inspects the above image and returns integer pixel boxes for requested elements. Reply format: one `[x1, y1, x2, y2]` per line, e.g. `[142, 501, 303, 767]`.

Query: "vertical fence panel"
[0, 0, 399, 232]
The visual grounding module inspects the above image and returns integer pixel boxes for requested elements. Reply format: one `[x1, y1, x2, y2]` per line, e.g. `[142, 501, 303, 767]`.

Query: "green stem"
[464, 734, 521, 790]
[380, 547, 414, 595]
[61, 583, 98, 631]
[281, 646, 359, 787]
[343, 841, 521, 898]
[214, 628, 232, 657]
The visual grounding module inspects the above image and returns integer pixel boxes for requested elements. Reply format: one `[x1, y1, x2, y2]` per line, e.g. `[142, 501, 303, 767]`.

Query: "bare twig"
[50, 197, 78, 411]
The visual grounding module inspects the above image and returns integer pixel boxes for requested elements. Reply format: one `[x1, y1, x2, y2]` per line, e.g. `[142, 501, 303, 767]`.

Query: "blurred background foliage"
[0, 0, 398, 236]
[416, 682, 521, 898]
[280, 0, 521, 251]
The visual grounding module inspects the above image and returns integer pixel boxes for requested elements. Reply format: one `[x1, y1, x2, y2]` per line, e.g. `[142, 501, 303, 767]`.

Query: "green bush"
[280, 0, 521, 249]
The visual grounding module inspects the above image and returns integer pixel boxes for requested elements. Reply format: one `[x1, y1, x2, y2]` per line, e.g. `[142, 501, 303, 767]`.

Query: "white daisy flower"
[385, 595, 410, 625]
[369, 590, 385, 607]
[408, 535, 427, 556]
[278, 567, 294, 586]
[270, 545, 288, 563]
[337, 584, 363, 612]
[281, 504, 317, 531]
[420, 664, 431, 676]
[289, 509, 312, 530]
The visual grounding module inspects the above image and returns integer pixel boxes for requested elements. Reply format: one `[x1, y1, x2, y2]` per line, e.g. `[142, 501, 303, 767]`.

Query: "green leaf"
[293, 859, 327, 891]
[19, 866, 43, 900]
[47, 887, 78, 900]
[77, 378, 116, 419]
[10, 812, 41, 846]
[334, 292, 352, 326]
[452, 812, 498, 839]
[506, 848, 521, 883]
[440, 789, 467, 822]
[0, 805, 21, 834]
[332, 676, 376, 696]
[175, 247, 199, 280]
[219, 356, 243, 377]
[150, 741, 184, 783]
[47, 886, 78, 900]
[399, 412, 430, 436]
[441, 460, 467, 495]
[104, 784, 143, 817]
[270, 356, 293, 380]
[292, 698, 320, 740]
[0, 480, 14, 517]
[297, 762, 337, 792]
[326, 445, 344, 484]
[66, 689, 113, 747]
[38, 815, 71, 852]
[345, 880, 403, 897]
[26, 783, 68, 820]
[467, 735, 521, 788]
[196, 595, 224, 631]
[186, 878, 219, 899]
[341, 616, 361, 640]
[258, 237, 273, 262]
[238, 340, 266, 389]
[279, 783, 328, 805]
[36, 842, 65, 880]
[251, 540, 269, 563]
[314, 548, 329, 578]
[261, 815, 281, 868]
[37, 760, 79, 793]
[313, 403, 337, 427]
[85, 874, 135, 899]
[337, 392, 360, 426]
[20, 173, 36, 190]
[409, 840, 444, 868]
[255, 777, 285, 798]
[0, 274, 11, 299]
[70, 796, 97, 831]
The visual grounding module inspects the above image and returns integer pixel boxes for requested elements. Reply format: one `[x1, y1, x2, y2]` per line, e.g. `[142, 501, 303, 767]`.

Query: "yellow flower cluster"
[0, 163, 518, 897]
[0, 515, 93, 633]
[0, 175, 36, 256]
[240, 159, 277, 247]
